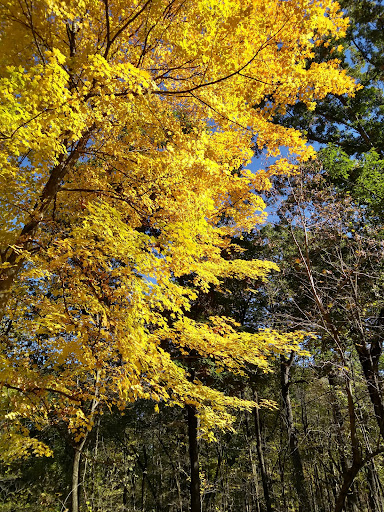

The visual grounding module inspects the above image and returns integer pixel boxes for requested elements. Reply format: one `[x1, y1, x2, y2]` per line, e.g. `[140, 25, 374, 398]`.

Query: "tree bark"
[366, 461, 383, 512]
[280, 353, 311, 512]
[334, 378, 361, 512]
[334, 464, 361, 512]
[253, 391, 274, 512]
[334, 448, 384, 512]
[71, 444, 83, 512]
[187, 404, 201, 512]
[70, 373, 100, 512]
[70, 431, 89, 512]
[354, 338, 384, 440]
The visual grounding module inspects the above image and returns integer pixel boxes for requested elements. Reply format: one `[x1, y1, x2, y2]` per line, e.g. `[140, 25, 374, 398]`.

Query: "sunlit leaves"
[0, 0, 358, 455]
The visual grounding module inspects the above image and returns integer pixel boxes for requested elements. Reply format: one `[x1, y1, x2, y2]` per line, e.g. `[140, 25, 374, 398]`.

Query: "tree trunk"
[71, 439, 86, 512]
[70, 376, 100, 512]
[280, 353, 311, 512]
[328, 372, 347, 474]
[333, 378, 362, 512]
[334, 465, 361, 512]
[187, 404, 201, 512]
[368, 460, 384, 512]
[253, 391, 274, 512]
[354, 339, 384, 440]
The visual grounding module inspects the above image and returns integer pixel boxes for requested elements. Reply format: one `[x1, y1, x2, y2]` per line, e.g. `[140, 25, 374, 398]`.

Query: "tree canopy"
[0, 0, 358, 475]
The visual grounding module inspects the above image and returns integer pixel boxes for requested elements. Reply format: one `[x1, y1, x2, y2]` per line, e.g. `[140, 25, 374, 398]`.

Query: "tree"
[277, 0, 384, 218]
[0, 0, 357, 463]
[277, 0, 384, 156]
[257, 164, 384, 511]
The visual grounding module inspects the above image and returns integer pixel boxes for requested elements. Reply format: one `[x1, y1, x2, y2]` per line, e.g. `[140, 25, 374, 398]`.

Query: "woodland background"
[1, 0, 384, 511]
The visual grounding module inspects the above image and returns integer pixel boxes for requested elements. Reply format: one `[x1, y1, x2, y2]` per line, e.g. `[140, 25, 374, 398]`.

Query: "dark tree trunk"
[328, 372, 347, 474]
[333, 378, 362, 512]
[253, 392, 274, 512]
[366, 461, 383, 512]
[280, 353, 311, 512]
[187, 404, 201, 512]
[334, 465, 361, 512]
[354, 338, 384, 440]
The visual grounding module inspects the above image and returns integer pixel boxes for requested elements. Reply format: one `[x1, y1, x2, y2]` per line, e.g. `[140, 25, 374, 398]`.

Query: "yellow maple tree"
[0, 0, 357, 459]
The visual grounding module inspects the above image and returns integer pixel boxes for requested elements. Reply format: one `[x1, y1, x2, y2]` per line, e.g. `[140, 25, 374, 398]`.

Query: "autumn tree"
[277, 0, 384, 155]
[0, 0, 357, 478]
[278, 0, 384, 219]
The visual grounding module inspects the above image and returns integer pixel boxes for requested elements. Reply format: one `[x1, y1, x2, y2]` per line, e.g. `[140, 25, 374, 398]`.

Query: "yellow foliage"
[0, 0, 357, 456]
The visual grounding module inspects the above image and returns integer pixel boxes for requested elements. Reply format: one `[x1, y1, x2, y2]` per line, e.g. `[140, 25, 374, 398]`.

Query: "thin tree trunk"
[71, 442, 85, 512]
[248, 444, 261, 512]
[187, 404, 201, 512]
[205, 443, 222, 510]
[328, 372, 347, 474]
[131, 444, 160, 511]
[334, 379, 361, 512]
[70, 372, 100, 512]
[158, 436, 183, 511]
[253, 391, 274, 512]
[141, 454, 146, 511]
[280, 353, 311, 512]
[278, 438, 287, 512]
[354, 339, 384, 440]
[366, 461, 384, 512]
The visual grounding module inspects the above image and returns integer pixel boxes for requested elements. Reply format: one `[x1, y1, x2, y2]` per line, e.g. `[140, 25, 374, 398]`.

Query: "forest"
[0, 0, 384, 511]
